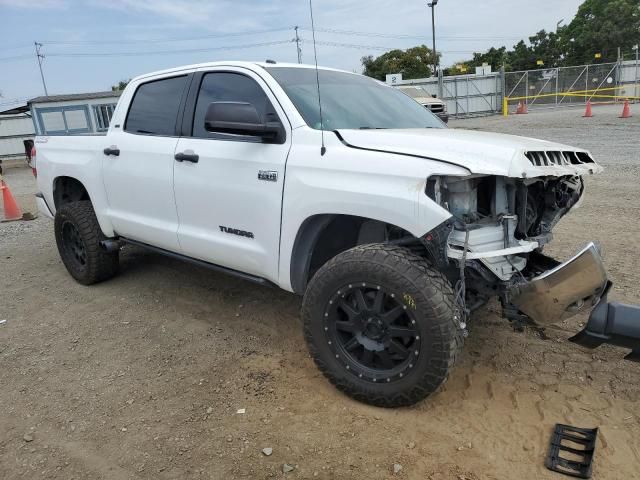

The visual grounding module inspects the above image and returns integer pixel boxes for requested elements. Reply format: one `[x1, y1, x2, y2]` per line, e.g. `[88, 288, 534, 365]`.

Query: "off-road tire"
[302, 244, 462, 408]
[54, 201, 119, 285]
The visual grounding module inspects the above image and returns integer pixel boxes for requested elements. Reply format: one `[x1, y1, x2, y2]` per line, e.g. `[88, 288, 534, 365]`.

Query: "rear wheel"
[54, 201, 119, 285]
[302, 244, 461, 407]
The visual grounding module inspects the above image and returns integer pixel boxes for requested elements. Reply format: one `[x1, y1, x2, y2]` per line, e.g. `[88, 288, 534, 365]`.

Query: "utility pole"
[427, 1, 438, 76]
[294, 26, 302, 64]
[34, 42, 48, 96]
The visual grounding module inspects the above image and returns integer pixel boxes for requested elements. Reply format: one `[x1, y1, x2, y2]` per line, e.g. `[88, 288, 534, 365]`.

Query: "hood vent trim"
[525, 151, 594, 167]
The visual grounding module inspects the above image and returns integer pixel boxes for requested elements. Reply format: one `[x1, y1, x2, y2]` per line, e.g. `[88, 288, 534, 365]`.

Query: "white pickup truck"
[33, 62, 640, 407]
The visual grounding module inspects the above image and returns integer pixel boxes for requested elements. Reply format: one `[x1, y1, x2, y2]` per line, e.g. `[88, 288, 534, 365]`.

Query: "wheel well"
[289, 214, 420, 294]
[53, 176, 90, 209]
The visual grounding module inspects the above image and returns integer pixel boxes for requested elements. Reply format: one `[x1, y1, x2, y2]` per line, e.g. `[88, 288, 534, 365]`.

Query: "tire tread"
[54, 201, 119, 285]
[302, 243, 463, 408]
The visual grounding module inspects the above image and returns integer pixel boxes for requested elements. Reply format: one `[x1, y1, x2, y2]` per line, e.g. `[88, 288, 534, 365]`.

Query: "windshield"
[266, 67, 445, 131]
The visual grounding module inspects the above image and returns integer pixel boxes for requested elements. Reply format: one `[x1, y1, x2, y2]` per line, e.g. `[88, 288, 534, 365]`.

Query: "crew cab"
[33, 62, 640, 407]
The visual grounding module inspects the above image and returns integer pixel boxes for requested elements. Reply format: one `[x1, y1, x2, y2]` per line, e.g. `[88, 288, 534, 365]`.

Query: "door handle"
[175, 151, 199, 163]
[103, 146, 120, 156]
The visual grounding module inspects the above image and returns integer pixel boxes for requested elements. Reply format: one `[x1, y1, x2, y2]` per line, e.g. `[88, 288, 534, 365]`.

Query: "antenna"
[309, 0, 326, 156]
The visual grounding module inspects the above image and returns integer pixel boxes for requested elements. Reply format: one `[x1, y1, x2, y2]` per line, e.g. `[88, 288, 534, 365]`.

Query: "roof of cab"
[130, 61, 357, 83]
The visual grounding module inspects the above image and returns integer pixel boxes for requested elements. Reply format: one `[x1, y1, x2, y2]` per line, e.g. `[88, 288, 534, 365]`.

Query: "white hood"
[336, 128, 601, 178]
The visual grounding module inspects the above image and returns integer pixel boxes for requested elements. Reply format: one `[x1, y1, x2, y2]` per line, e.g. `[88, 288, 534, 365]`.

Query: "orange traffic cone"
[1, 179, 23, 222]
[583, 100, 593, 118]
[620, 100, 632, 118]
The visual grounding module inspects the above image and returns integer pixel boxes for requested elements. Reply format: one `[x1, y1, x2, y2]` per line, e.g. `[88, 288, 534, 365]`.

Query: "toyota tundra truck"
[33, 62, 640, 407]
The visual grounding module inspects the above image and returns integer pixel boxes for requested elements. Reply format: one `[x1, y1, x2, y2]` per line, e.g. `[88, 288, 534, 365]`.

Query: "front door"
[102, 74, 190, 251]
[173, 68, 291, 282]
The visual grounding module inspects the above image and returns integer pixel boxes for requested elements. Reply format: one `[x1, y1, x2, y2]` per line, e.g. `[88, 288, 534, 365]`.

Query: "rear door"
[102, 74, 190, 251]
[173, 68, 291, 282]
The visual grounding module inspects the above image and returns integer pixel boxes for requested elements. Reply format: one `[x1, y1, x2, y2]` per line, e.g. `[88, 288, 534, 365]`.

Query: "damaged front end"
[427, 173, 583, 281]
[424, 173, 640, 361]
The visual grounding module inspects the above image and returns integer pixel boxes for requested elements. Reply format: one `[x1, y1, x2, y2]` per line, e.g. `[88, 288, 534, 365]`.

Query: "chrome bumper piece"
[508, 242, 608, 325]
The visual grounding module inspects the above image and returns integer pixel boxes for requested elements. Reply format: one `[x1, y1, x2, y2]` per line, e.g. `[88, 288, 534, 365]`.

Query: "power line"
[0, 44, 36, 52]
[44, 40, 292, 58]
[41, 28, 291, 45]
[0, 54, 33, 62]
[36, 26, 521, 49]
[310, 39, 479, 54]
[0, 97, 31, 107]
[302, 27, 520, 42]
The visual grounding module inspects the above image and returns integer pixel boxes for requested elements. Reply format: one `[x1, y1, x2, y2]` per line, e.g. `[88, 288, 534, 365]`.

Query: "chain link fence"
[505, 60, 640, 109]
[390, 58, 640, 118]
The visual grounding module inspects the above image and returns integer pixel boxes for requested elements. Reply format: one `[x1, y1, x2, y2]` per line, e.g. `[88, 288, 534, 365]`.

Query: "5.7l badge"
[258, 170, 278, 182]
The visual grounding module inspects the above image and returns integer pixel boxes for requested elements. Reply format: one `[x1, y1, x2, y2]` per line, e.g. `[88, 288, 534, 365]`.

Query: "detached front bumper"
[508, 243, 607, 325]
[508, 242, 640, 361]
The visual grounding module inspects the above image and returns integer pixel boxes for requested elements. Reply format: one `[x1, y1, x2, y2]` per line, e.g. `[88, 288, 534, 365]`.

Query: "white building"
[0, 104, 35, 163]
[28, 91, 121, 136]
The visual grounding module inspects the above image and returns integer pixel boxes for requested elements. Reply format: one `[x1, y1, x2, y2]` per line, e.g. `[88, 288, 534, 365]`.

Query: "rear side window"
[125, 75, 188, 136]
[192, 72, 278, 139]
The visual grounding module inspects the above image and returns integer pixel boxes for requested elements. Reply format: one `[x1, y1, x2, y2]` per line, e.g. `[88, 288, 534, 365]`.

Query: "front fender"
[278, 129, 466, 291]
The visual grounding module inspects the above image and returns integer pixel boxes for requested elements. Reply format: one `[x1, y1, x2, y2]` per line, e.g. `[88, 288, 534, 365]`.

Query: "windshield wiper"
[359, 127, 388, 130]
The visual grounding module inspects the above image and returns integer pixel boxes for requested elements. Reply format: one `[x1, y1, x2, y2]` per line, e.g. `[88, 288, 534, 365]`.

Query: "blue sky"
[0, 0, 583, 106]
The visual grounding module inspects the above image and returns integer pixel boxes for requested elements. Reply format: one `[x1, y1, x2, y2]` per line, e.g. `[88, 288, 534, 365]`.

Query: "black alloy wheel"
[61, 220, 88, 269]
[324, 283, 420, 383]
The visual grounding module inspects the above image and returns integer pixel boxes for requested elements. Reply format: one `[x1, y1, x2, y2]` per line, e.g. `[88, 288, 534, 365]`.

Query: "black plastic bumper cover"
[570, 284, 640, 362]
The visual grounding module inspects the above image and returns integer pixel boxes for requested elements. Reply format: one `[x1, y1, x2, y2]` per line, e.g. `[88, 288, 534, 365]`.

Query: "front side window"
[192, 72, 279, 140]
[266, 67, 444, 131]
[125, 75, 188, 136]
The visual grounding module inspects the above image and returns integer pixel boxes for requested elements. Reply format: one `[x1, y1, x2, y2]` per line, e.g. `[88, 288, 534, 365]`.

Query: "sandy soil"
[1, 105, 639, 479]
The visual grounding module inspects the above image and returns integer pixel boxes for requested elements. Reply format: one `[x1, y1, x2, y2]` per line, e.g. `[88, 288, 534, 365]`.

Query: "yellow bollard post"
[503, 96, 508, 117]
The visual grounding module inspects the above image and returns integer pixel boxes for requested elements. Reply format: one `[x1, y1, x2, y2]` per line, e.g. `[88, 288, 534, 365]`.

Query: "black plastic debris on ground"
[545, 424, 598, 479]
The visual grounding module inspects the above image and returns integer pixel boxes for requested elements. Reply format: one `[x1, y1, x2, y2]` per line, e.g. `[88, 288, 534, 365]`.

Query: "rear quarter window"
[125, 75, 188, 136]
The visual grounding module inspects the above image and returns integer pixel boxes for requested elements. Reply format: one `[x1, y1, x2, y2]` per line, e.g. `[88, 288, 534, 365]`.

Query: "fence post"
[555, 67, 559, 106]
[438, 69, 444, 99]
[466, 75, 470, 115]
[585, 64, 589, 104]
[454, 77, 459, 117]
[635, 46, 639, 102]
[501, 65, 507, 116]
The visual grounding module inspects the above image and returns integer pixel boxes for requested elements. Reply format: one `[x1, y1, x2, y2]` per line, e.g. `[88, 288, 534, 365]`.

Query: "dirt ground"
[1, 104, 639, 479]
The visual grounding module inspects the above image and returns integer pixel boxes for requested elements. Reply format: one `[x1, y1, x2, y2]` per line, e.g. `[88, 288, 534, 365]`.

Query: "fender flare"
[289, 214, 336, 295]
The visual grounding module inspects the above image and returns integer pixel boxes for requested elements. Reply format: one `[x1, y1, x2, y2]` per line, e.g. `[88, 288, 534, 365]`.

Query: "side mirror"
[204, 102, 281, 140]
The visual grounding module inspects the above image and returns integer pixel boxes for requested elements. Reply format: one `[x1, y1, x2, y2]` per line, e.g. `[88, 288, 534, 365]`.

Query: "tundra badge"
[258, 170, 278, 182]
[219, 226, 254, 239]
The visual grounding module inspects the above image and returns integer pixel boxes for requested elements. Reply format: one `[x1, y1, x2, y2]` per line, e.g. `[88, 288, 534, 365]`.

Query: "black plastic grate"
[545, 424, 598, 479]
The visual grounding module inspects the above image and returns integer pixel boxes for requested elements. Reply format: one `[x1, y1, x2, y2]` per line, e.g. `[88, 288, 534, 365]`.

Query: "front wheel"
[302, 244, 462, 408]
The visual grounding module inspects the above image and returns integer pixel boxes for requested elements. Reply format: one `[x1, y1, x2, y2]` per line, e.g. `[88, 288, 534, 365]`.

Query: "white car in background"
[398, 86, 449, 122]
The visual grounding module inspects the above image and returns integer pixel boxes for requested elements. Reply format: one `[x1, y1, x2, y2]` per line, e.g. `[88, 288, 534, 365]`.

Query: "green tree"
[111, 80, 130, 92]
[444, 47, 508, 75]
[528, 30, 564, 67]
[560, 0, 640, 64]
[362, 45, 439, 80]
